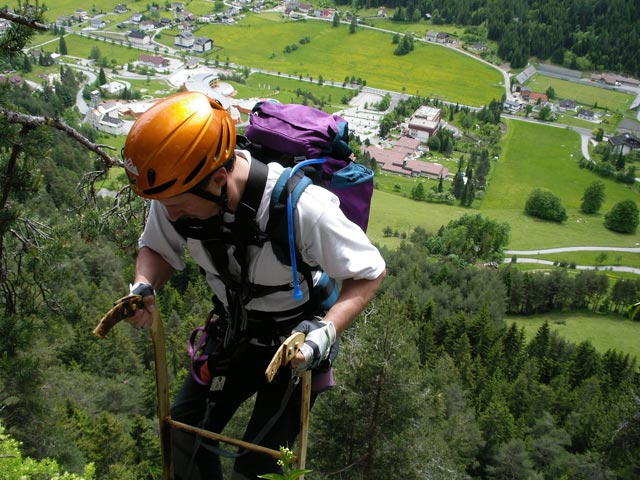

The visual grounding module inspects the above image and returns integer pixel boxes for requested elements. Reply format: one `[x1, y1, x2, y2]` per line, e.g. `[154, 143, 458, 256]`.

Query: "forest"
[1, 4, 639, 480]
[352, 0, 640, 75]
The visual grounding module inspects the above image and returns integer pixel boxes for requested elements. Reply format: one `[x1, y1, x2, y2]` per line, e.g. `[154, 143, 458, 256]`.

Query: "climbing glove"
[293, 317, 337, 372]
[129, 281, 155, 298]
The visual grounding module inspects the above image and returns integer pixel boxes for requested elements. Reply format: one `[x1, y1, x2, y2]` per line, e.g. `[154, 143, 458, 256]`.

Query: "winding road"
[504, 247, 640, 275]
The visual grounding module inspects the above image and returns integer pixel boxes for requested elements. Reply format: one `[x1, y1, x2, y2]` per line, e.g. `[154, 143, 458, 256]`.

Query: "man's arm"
[323, 272, 386, 336]
[127, 246, 175, 328]
[292, 270, 386, 370]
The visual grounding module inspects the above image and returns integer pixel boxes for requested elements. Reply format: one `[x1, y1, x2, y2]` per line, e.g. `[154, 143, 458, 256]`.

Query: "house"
[100, 81, 126, 95]
[298, 3, 312, 14]
[577, 109, 596, 121]
[469, 42, 486, 52]
[172, 2, 185, 12]
[174, 31, 195, 48]
[425, 31, 439, 42]
[185, 57, 200, 69]
[128, 30, 151, 45]
[590, 73, 639, 87]
[139, 54, 170, 69]
[408, 106, 441, 141]
[73, 9, 89, 21]
[608, 133, 640, 155]
[0, 75, 25, 88]
[176, 21, 194, 31]
[114, 4, 128, 14]
[527, 92, 548, 104]
[363, 142, 448, 179]
[176, 11, 196, 22]
[425, 31, 450, 43]
[139, 20, 156, 31]
[503, 99, 522, 113]
[90, 18, 106, 29]
[55, 15, 72, 27]
[557, 99, 577, 112]
[192, 36, 213, 53]
[130, 12, 143, 23]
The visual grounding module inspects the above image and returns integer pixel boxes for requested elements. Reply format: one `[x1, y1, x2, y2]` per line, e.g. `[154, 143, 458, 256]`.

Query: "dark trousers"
[170, 341, 315, 480]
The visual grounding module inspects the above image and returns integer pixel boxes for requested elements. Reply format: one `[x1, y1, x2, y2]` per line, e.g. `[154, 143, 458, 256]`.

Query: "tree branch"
[0, 107, 123, 168]
[0, 9, 48, 32]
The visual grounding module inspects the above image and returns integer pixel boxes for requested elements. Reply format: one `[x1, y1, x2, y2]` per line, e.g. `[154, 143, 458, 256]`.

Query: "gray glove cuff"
[298, 320, 336, 371]
[129, 282, 155, 298]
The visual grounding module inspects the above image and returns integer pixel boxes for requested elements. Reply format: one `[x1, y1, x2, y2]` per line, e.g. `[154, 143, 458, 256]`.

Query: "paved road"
[504, 247, 640, 275]
[505, 257, 640, 275]
[505, 246, 640, 254]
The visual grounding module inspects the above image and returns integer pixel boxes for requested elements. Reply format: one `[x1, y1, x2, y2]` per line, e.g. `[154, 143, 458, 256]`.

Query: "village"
[2, 0, 639, 182]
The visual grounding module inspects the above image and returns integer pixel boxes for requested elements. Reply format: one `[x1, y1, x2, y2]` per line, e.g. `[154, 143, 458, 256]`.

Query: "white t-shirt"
[139, 154, 385, 316]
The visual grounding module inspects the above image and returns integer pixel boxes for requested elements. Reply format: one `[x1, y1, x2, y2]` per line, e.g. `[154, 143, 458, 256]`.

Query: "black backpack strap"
[232, 158, 269, 250]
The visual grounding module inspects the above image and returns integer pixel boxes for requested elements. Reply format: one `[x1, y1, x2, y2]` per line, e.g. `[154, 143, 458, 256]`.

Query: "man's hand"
[291, 318, 336, 372]
[125, 282, 156, 329]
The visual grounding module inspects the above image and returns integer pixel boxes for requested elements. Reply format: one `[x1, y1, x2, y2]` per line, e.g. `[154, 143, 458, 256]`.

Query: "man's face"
[159, 192, 221, 222]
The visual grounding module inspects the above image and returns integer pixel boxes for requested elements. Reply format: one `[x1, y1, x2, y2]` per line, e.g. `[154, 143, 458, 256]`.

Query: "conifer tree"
[310, 294, 439, 478]
[59, 35, 68, 55]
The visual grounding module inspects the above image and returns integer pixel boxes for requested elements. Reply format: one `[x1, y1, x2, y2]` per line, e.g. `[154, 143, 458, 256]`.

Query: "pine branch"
[0, 9, 48, 32]
[0, 107, 123, 168]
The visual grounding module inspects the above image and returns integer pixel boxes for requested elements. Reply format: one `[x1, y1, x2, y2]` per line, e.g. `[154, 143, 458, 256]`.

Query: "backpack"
[240, 101, 375, 299]
[243, 101, 373, 232]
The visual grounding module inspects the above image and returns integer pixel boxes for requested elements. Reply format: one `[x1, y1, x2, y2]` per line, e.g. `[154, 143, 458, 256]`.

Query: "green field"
[156, 13, 504, 106]
[509, 313, 640, 365]
[228, 72, 355, 112]
[61, 33, 143, 65]
[481, 119, 640, 248]
[525, 73, 635, 114]
[368, 119, 640, 251]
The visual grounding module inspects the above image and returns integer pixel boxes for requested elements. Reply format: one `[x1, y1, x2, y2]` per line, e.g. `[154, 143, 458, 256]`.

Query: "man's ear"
[210, 168, 227, 189]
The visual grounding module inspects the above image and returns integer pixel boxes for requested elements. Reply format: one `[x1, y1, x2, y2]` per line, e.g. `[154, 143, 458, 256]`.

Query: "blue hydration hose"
[287, 158, 326, 300]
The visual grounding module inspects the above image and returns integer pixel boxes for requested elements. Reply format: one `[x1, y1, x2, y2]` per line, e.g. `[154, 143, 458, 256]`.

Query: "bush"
[604, 200, 639, 233]
[524, 188, 567, 222]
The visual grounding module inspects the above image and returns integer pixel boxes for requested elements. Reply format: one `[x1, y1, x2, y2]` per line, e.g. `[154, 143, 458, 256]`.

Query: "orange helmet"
[123, 92, 236, 199]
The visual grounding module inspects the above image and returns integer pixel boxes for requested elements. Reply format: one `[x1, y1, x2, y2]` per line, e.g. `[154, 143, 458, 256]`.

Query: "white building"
[408, 106, 442, 141]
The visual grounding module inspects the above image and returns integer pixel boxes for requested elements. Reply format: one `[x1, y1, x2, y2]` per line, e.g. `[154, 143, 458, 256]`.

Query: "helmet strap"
[190, 184, 228, 209]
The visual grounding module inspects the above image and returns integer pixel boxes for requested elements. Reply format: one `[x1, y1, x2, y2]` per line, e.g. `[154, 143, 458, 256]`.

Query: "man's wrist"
[129, 282, 155, 297]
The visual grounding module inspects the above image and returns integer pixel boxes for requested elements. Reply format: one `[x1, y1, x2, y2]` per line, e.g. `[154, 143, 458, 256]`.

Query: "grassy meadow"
[509, 313, 640, 365]
[369, 119, 640, 253]
[159, 13, 505, 106]
[62, 34, 143, 65]
[525, 73, 635, 114]
[228, 72, 355, 112]
[481, 119, 640, 248]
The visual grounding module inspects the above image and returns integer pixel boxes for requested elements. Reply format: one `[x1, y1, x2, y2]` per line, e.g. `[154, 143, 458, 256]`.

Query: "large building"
[363, 137, 449, 179]
[407, 106, 441, 141]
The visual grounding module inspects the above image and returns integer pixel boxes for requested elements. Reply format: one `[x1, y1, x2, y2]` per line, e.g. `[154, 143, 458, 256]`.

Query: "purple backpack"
[243, 101, 373, 233]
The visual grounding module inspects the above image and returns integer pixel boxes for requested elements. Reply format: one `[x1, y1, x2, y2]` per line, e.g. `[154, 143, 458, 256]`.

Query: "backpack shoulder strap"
[267, 167, 316, 300]
[266, 167, 312, 265]
[232, 158, 269, 249]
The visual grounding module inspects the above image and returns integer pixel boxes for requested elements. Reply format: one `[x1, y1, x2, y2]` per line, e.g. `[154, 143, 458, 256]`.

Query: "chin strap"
[189, 184, 228, 209]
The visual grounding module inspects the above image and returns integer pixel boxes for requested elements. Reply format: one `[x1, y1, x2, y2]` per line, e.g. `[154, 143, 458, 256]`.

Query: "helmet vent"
[183, 155, 207, 185]
[144, 179, 177, 196]
[147, 168, 156, 187]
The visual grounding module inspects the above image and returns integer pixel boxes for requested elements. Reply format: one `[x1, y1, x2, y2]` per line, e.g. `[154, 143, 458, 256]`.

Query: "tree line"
[353, 0, 639, 75]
